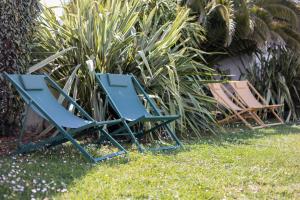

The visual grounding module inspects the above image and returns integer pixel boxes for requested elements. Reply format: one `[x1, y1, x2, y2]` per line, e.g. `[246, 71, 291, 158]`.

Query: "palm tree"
[181, 0, 300, 55]
[0, 1, 40, 135]
[249, 0, 300, 50]
[180, 0, 236, 49]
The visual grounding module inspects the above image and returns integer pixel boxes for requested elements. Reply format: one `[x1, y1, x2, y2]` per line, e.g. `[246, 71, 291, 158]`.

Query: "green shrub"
[32, 0, 217, 138]
[0, 0, 40, 135]
[180, 0, 300, 59]
[246, 47, 300, 121]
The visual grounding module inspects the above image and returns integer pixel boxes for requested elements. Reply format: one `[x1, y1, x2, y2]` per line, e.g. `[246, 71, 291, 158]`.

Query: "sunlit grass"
[1, 125, 300, 199]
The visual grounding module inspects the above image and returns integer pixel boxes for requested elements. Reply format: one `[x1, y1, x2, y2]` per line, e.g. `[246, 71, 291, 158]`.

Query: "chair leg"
[61, 127, 127, 163]
[137, 122, 183, 151]
[249, 112, 267, 127]
[54, 128, 94, 162]
[217, 110, 269, 130]
[17, 127, 126, 163]
[271, 108, 284, 124]
[252, 108, 284, 127]
[163, 125, 184, 148]
[121, 120, 144, 152]
[118, 119, 183, 152]
[234, 111, 255, 129]
[99, 129, 127, 152]
[15, 133, 66, 154]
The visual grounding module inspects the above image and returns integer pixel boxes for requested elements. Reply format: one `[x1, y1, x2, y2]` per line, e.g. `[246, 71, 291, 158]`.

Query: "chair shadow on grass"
[0, 135, 184, 199]
[0, 142, 130, 199]
[1, 124, 299, 199]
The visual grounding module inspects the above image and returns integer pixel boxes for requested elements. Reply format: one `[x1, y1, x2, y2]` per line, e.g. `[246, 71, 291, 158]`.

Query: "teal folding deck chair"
[95, 73, 183, 152]
[4, 73, 127, 163]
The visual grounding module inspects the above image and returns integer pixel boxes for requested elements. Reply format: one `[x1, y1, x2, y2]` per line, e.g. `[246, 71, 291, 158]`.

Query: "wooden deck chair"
[95, 73, 183, 152]
[208, 83, 267, 129]
[228, 81, 284, 126]
[4, 73, 127, 163]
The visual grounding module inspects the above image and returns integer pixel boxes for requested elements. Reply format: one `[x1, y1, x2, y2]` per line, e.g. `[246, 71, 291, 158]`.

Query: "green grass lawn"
[1, 125, 300, 199]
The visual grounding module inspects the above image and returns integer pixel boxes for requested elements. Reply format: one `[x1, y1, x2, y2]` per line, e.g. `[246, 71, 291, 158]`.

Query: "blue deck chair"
[95, 73, 183, 152]
[4, 73, 127, 163]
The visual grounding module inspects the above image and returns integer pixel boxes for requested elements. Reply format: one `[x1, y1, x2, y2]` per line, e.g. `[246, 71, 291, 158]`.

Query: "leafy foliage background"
[0, 0, 40, 135]
[32, 0, 217, 138]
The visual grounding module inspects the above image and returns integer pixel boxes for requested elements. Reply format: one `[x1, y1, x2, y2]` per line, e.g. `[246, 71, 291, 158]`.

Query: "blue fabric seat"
[96, 73, 183, 152]
[4, 73, 127, 163]
[8, 74, 91, 129]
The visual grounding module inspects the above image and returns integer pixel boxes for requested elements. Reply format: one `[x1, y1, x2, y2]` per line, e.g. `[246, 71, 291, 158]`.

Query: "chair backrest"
[229, 81, 262, 108]
[5, 74, 91, 129]
[208, 83, 242, 111]
[96, 73, 150, 121]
